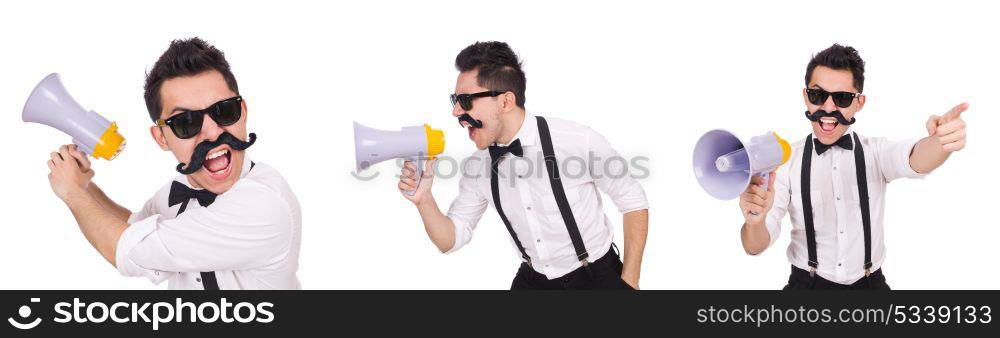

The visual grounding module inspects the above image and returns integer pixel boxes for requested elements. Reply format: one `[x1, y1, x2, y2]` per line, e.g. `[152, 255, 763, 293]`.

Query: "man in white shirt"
[398, 41, 650, 289]
[44, 37, 302, 289]
[738, 44, 968, 289]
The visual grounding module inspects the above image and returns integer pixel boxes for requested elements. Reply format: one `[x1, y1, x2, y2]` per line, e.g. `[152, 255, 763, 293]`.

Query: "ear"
[802, 88, 810, 106]
[241, 99, 249, 121]
[856, 94, 866, 111]
[499, 92, 516, 113]
[150, 125, 170, 151]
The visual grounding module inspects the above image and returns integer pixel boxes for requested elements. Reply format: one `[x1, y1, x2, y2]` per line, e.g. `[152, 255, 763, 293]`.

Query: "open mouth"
[203, 146, 233, 179]
[818, 117, 839, 133]
[461, 121, 476, 140]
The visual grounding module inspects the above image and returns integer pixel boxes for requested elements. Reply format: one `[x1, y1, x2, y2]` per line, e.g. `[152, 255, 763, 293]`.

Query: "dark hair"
[804, 44, 865, 93]
[455, 41, 526, 108]
[144, 37, 239, 121]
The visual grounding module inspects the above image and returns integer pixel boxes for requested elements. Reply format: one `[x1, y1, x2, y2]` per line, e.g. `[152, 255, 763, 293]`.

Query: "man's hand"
[911, 102, 969, 174]
[47, 144, 94, 203]
[925, 102, 968, 152]
[739, 173, 775, 255]
[399, 159, 436, 206]
[739, 172, 775, 227]
[621, 271, 640, 290]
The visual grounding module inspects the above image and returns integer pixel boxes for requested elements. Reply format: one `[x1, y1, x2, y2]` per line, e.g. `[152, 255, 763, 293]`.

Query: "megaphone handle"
[72, 138, 94, 157]
[403, 157, 423, 196]
[756, 171, 770, 191]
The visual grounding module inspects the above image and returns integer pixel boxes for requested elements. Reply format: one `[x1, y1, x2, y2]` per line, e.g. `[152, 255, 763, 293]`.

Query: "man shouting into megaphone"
[398, 41, 650, 289]
[44, 37, 302, 289]
[738, 44, 968, 290]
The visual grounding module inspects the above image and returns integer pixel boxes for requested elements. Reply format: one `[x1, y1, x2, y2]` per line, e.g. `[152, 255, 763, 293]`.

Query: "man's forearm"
[741, 221, 770, 255]
[415, 196, 456, 253]
[64, 189, 128, 267]
[87, 182, 132, 222]
[621, 209, 649, 279]
[909, 136, 951, 174]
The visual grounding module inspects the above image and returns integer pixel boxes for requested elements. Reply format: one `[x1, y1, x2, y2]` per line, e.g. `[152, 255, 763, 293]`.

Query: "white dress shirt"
[446, 114, 649, 279]
[766, 129, 926, 284]
[116, 155, 302, 289]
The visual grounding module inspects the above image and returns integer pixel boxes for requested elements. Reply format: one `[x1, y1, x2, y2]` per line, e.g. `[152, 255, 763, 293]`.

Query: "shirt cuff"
[764, 214, 782, 248]
[443, 219, 470, 255]
[620, 205, 649, 215]
[116, 215, 169, 284]
[899, 138, 929, 179]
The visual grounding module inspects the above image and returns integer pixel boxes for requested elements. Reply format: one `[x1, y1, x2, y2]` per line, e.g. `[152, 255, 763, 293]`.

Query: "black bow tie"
[488, 139, 523, 163]
[168, 181, 218, 215]
[814, 134, 854, 155]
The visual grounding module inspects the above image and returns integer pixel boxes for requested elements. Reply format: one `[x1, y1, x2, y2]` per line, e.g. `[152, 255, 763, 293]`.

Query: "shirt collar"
[494, 113, 537, 147]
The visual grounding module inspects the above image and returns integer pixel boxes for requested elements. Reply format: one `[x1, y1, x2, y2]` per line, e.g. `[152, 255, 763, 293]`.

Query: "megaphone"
[693, 130, 791, 200]
[354, 122, 445, 195]
[22, 73, 125, 160]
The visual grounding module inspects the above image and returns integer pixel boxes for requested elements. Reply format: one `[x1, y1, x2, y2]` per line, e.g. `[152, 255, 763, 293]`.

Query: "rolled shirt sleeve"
[764, 161, 792, 248]
[444, 158, 489, 254]
[586, 128, 649, 213]
[115, 181, 293, 278]
[873, 137, 927, 182]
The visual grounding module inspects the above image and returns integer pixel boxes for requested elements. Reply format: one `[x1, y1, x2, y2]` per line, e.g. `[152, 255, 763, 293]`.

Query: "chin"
[811, 122, 848, 145]
[191, 150, 244, 194]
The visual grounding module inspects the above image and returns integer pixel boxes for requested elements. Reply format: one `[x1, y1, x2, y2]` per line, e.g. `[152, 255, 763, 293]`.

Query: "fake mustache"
[804, 109, 856, 126]
[176, 132, 257, 174]
[457, 113, 483, 129]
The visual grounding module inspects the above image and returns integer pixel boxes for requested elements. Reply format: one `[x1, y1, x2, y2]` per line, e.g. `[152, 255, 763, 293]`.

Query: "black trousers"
[783, 265, 891, 290]
[510, 245, 634, 290]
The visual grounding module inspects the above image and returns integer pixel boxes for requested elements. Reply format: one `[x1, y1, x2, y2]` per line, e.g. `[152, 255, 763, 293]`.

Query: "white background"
[0, 0, 996, 290]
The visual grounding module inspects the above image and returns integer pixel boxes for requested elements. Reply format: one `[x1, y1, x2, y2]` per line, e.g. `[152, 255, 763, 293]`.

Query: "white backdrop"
[0, 0, 996, 290]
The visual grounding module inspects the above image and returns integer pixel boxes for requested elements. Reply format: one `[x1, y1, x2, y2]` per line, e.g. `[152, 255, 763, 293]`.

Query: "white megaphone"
[22, 73, 125, 160]
[693, 130, 791, 200]
[354, 122, 445, 195]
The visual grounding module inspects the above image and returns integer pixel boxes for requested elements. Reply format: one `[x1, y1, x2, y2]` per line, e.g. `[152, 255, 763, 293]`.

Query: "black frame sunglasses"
[156, 96, 243, 139]
[806, 88, 861, 108]
[450, 91, 505, 111]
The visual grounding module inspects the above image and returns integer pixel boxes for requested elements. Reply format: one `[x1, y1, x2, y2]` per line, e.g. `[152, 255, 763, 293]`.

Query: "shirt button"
[838, 263, 842, 267]
[196, 278, 202, 283]
[526, 206, 532, 210]
[536, 239, 541, 243]
[833, 166, 838, 170]
[836, 197, 841, 201]
[518, 175, 523, 178]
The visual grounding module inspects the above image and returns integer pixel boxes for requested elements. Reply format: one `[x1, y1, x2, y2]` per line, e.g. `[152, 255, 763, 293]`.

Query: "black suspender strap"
[801, 135, 818, 276]
[491, 150, 532, 264]
[851, 133, 873, 275]
[200, 272, 220, 290]
[200, 161, 256, 290]
[488, 116, 592, 268]
[174, 206, 222, 290]
[801, 133, 874, 279]
[536, 116, 590, 265]
[170, 160, 256, 290]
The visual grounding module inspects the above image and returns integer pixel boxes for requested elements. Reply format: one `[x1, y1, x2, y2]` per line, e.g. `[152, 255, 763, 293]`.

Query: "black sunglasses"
[450, 91, 505, 111]
[806, 88, 860, 108]
[156, 96, 243, 139]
